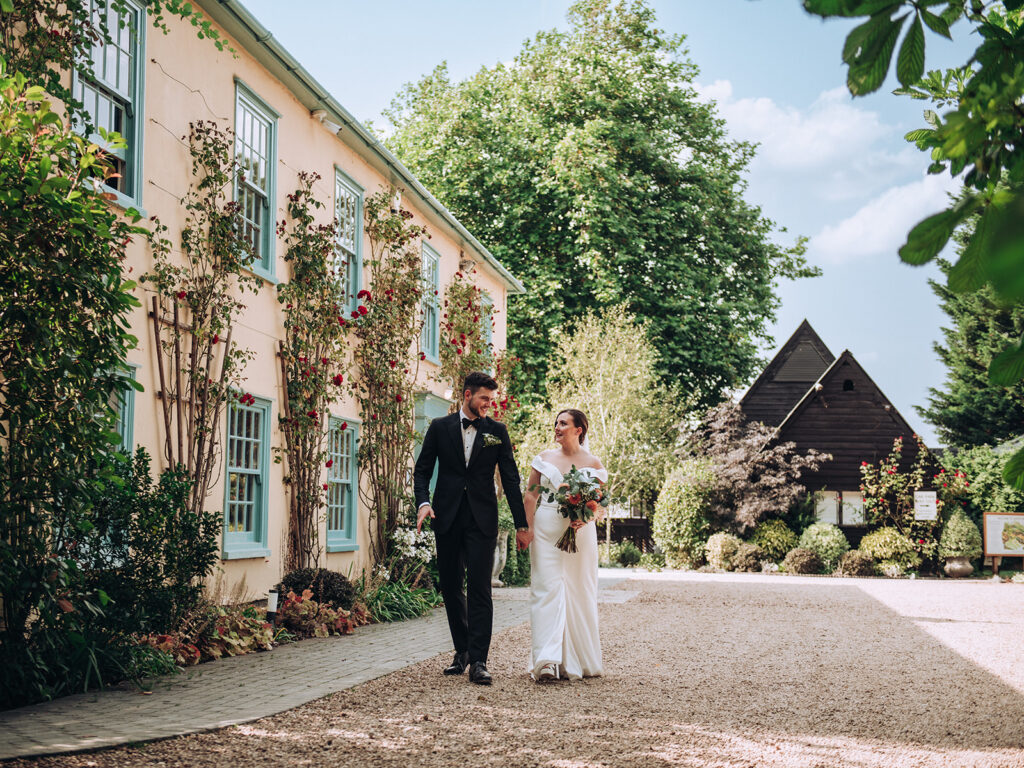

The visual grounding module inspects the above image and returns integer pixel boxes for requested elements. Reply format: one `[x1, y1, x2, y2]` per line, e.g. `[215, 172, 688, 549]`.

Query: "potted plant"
[938, 509, 983, 577]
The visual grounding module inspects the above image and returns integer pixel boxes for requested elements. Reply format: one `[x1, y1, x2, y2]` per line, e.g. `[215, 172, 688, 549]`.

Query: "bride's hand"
[570, 520, 586, 530]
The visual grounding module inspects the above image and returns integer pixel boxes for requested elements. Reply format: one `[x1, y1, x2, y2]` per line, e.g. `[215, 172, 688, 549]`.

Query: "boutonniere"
[482, 433, 502, 448]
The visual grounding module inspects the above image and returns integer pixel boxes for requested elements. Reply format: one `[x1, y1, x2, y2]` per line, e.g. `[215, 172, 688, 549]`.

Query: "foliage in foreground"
[277, 568, 358, 612]
[836, 550, 875, 578]
[782, 548, 822, 575]
[859, 527, 922, 574]
[705, 532, 743, 571]
[800, 0, 1024, 489]
[751, 519, 799, 563]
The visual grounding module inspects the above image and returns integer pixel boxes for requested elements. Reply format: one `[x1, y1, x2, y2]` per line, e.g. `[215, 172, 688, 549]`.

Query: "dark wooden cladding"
[740, 319, 834, 427]
[741, 321, 924, 518]
[775, 354, 921, 494]
[742, 380, 817, 427]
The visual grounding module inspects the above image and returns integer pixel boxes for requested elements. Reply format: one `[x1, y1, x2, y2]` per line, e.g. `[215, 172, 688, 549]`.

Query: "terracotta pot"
[944, 556, 974, 578]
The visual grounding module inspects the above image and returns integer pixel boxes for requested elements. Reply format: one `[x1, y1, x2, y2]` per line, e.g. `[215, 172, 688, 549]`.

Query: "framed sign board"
[914, 491, 938, 521]
[983, 513, 1024, 557]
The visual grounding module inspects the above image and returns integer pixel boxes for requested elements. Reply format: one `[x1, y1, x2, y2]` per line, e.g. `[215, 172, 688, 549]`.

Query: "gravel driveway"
[10, 572, 1024, 768]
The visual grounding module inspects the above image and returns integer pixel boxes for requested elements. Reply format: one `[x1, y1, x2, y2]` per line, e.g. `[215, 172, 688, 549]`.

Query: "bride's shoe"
[536, 663, 557, 682]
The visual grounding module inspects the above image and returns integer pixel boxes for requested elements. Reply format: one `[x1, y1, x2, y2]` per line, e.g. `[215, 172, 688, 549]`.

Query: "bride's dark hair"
[555, 409, 588, 446]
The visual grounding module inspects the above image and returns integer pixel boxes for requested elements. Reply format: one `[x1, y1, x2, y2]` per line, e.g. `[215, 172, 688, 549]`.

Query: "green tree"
[384, 0, 816, 410]
[918, 254, 1024, 448]
[799, 0, 1024, 487]
[0, 71, 157, 706]
[516, 306, 687, 511]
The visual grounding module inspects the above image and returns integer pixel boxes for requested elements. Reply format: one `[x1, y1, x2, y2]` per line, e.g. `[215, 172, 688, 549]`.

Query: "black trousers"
[433, 495, 497, 663]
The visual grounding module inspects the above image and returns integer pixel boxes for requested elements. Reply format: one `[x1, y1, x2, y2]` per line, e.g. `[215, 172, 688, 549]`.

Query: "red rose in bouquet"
[543, 465, 609, 553]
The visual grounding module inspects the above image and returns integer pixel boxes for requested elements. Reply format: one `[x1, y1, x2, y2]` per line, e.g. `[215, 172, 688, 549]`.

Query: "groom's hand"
[416, 504, 435, 532]
[516, 528, 533, 550]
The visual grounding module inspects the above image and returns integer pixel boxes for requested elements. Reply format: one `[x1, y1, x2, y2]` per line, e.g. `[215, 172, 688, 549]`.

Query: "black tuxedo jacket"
[413, 412, 527, 537]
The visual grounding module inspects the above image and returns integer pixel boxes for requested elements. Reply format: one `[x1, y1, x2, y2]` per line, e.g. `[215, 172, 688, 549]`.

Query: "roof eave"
[203, 0, 526, 295]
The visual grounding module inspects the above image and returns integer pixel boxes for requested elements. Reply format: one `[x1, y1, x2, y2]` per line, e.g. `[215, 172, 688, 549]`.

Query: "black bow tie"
[461, 417, 480, 430]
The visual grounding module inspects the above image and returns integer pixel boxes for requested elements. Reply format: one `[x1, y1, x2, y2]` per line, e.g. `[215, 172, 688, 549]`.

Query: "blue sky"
[240, 0, 978, 445]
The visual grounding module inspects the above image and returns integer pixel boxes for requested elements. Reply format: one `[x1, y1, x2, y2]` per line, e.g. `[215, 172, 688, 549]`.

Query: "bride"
[523, 408, 606, 681]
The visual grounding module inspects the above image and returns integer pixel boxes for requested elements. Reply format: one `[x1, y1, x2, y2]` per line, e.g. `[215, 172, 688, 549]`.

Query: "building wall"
[106, 4, 515, 599]
[776, 356, 922, 532]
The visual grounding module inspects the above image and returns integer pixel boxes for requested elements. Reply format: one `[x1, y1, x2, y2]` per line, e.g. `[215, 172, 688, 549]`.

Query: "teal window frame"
[421, 243, 441, 363]
[113, 364, 138, 454]
[234, 80, 279, 282]
[414, 392, 450, 496]
[326, 416, 359, 552]
[334, 168, 364, 312]
[71, 0, 146, 210]
[223, 393, 272, 559]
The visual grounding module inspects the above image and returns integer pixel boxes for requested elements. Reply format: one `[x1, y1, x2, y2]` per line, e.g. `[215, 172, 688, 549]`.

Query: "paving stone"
[0, 576, 629, 760]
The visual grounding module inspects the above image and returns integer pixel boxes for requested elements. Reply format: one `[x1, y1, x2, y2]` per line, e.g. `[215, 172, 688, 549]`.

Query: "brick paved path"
[0, 578, 631, 760]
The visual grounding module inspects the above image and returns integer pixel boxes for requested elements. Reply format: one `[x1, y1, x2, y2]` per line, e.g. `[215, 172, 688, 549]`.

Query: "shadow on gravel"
[8, 579, 1024, 768]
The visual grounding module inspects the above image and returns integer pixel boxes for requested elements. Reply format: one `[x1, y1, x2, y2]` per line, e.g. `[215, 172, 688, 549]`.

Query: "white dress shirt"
[459, 408, 477, 466]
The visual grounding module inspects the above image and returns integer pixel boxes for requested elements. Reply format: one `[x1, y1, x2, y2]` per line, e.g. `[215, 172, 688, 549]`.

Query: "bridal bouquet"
[544, 466, 609, 553]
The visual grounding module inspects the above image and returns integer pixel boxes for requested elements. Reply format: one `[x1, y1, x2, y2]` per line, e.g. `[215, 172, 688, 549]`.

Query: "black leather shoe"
[443, 652, 469, 675]
[468, 661, 492, 685]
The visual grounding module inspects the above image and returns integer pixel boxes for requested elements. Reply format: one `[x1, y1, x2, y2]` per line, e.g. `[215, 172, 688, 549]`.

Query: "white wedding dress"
[528, 454, 605, 680]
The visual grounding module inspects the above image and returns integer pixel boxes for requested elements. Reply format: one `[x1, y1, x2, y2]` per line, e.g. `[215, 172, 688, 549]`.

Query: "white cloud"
[811, 173, 961, 263]
[695, 80, 922, 203]
[697, 81, 888, 170]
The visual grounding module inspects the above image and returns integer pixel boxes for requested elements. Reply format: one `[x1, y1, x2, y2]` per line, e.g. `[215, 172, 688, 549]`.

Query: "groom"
[414, 371, 531, 685]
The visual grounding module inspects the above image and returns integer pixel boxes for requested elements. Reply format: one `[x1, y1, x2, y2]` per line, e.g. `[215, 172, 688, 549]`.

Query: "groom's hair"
[463, 371, 498, 395]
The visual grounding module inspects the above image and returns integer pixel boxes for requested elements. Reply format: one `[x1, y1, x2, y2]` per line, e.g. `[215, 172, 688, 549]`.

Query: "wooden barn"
[740, 321, 923, 535]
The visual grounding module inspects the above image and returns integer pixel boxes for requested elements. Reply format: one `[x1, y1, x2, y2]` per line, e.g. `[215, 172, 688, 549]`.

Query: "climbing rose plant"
[276, 171, 351, 571]
[143, 120, 260, 516]
[351, 188, 428, 562]
[436, 266, 500, 414]
[859, 435, 967, 569]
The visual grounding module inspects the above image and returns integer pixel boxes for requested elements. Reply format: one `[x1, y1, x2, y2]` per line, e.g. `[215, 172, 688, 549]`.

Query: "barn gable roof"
[739, 320, 836, 427]
[773, 349, 918, 442]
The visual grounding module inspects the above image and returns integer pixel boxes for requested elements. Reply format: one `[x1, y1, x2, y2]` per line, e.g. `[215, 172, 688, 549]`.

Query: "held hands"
[416, 504, 435, 532]
[516, 528, 533, 550]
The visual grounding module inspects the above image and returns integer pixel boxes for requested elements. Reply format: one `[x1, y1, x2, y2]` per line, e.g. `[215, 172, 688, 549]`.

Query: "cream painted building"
[81, 0, 524, 597]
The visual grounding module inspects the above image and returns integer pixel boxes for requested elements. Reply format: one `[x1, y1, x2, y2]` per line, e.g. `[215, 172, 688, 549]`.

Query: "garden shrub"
[750, 519, 798, 562]
[732, 542, 765, 573]
[938, 510, 983, 560]
[859, 527, 922, 572]
[277, 568, 358, 610]
[798, 522, 850, 572]
[83, 449, 220, 636]
[705, 532, 742, 571]
[940, 445, 1024, 530]
[638, 552, 666, 571]
[652, 460, 714, 568]
[501, 539, 531, 586]
[617, 540, 642, 567]
[0, 70, 165, 710]
[836, 550, 875, 577]
[598, 541, 621, 567]
[782, 548, 822, 574]
[364, 580, 443, 622]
